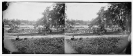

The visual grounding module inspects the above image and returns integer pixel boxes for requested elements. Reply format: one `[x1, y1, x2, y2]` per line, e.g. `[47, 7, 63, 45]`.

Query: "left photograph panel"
[2, 2, 65, 54]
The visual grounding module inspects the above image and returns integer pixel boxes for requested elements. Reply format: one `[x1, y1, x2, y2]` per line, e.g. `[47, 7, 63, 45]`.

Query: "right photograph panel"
[65, 2, 131, 54]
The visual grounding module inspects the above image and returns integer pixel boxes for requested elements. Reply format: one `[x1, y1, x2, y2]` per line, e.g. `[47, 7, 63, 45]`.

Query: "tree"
[89, 7, 107, 34]
[3, 19, 20, 28]
[3, 19, 9, 25]
[36, 3, 65, 33]
[90, 3, 131, 34]
[104, 3, 131, 32]
[3, 19, 21, 33]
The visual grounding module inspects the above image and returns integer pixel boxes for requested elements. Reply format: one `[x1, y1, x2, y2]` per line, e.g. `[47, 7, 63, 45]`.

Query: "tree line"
[90, 2, 131, 33]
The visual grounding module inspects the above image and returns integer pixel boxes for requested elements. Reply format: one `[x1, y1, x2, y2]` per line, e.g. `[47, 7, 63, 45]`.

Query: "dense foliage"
[90, 3, 131, 33]
[67, 37, 126, 54]
[36, 3, 65, 28]
[11, 37, 64, 54]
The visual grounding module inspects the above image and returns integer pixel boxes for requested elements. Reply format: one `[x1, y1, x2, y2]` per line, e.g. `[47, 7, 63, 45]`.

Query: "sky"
[3, 2, 108, 21]
[3, 2, 53, 21]
[66, 3, 109, 21]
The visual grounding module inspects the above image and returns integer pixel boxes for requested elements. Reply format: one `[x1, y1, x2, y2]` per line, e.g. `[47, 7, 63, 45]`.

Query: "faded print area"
[65, 3, 131, 54]
[3, 2, 65, 54]
[2, 2, 131, 54]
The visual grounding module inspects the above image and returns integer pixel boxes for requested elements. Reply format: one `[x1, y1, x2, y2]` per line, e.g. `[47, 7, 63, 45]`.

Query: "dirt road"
[65, 35, 128, 39]
[4, 34, 128, 39]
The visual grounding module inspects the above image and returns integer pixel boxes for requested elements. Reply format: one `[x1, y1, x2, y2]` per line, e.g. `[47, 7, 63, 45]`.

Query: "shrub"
[12, 37, 64, 54]
[66, 37, 124, 54]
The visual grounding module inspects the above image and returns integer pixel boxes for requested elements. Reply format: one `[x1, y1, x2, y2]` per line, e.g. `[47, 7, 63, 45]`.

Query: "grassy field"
[66, 36, 128, 54]
[11, 37, 64, 54]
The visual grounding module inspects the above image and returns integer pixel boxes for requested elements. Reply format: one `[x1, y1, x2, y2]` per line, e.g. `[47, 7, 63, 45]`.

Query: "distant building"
[19, 25, 34, 29]
[73, 25, 89, 29]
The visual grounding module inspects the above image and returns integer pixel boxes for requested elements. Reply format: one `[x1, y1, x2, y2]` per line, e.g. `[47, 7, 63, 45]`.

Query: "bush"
[66, 37, 124, 54]
[11, 37, 64, 54]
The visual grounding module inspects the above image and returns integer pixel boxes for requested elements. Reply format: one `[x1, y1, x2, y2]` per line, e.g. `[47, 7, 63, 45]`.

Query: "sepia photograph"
[2, 1, 131, 54]
[3, 2, 65, 54]
[65, 2, 131, 54]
